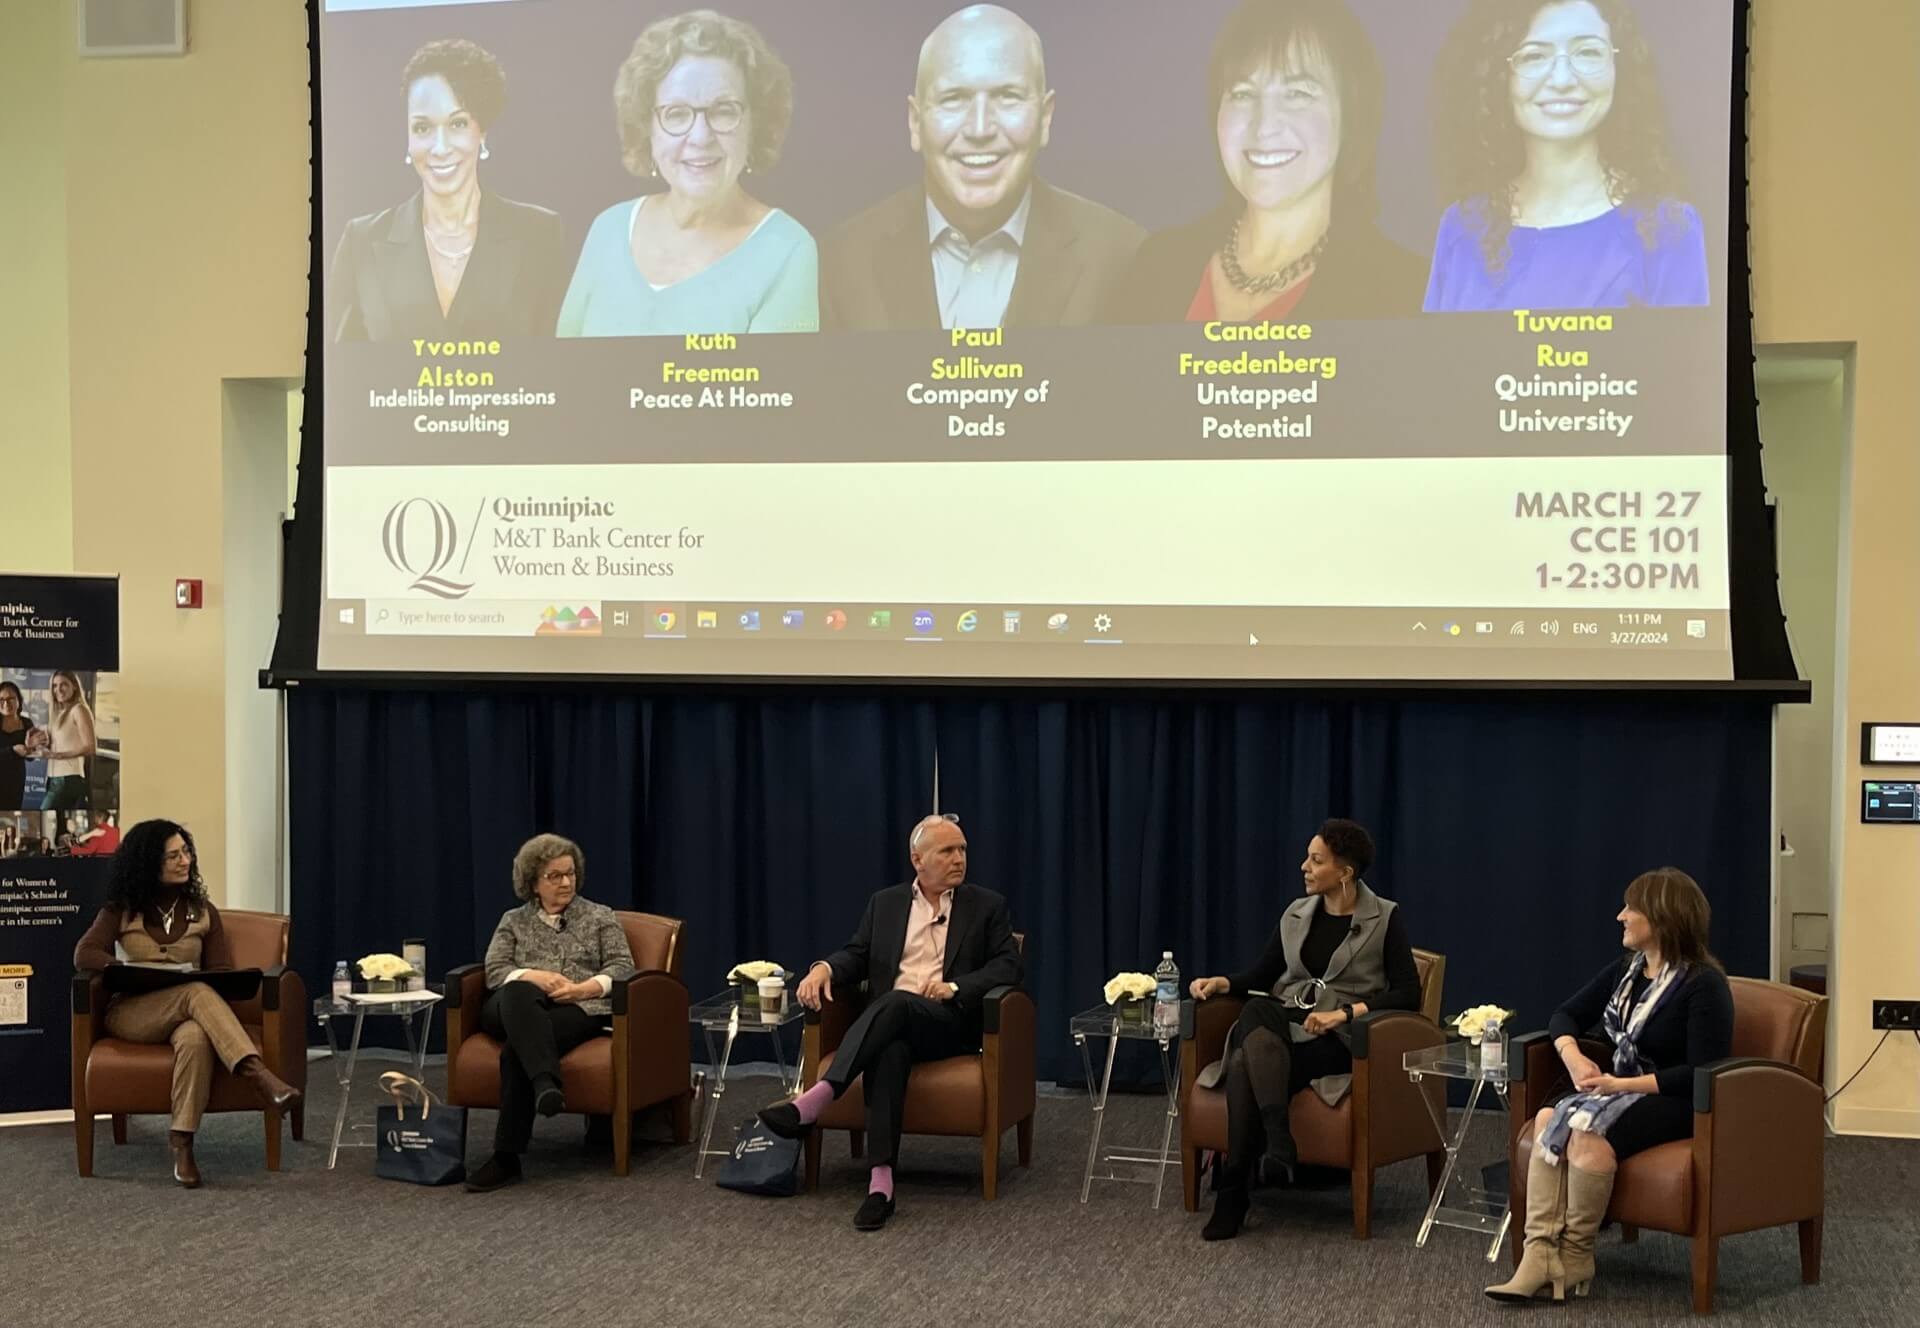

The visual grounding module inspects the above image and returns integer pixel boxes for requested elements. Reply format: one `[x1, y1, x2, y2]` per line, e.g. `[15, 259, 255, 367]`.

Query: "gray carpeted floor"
[3, 1055, 1915, 1327]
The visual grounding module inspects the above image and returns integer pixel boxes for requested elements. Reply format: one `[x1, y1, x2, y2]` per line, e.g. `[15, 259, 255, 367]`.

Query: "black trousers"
[824, 989, 976, 1168]
[1220, 999, 1353, 1185]
[480, 981, 608, 1153]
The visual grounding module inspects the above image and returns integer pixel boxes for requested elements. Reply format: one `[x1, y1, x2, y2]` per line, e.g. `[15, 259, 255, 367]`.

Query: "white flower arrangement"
[727, 960, 785, 983]
[1104, 972, 1157, 1005]
[1450, 1004, 1515, 1040]
[356, 952, 417, 981]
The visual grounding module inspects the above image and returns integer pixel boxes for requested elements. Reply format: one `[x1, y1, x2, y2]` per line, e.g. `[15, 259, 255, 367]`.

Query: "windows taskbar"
[328, 600, 1728, 651]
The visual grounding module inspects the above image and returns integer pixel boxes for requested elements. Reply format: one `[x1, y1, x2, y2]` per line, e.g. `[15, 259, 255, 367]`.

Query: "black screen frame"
[266, 0, 1803, 701]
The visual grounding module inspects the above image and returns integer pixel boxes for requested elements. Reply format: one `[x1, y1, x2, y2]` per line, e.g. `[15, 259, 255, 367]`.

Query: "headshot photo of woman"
[327, 38, 567, 342]
[0, 681, 32, 810]
[1109, 0, 1424, 324]
[1424, 0, 1710, 312]
[39, 670, 95, 811]
[556, 10, 818, 338]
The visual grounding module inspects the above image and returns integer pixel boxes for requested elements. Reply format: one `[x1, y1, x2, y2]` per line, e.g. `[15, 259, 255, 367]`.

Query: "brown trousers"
[104, 983, 259, 1131]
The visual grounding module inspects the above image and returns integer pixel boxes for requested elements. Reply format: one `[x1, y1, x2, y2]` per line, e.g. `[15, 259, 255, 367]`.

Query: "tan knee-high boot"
[1486, 1147, 1568, 1303]
[1559, 1164, 1616, 1297]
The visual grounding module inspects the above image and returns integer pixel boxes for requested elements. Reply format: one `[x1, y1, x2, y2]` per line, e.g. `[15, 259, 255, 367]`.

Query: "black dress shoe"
[533, 1078, 566, 1118]
[853, 1191, 896, 1231]
[757, 1101, 809, 1139]
[465, 1153, 523, 1192]
[1201, 1187, 1249, 1241]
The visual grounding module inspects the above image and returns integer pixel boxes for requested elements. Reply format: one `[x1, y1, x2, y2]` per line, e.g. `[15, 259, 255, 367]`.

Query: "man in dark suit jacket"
[760, 814, 1021, 1230]
[819, 4, 1142, 331]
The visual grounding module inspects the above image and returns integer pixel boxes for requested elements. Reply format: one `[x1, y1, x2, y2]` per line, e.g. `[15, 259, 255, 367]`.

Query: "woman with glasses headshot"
[465, 833, 636, 1192]
[1424, 0, 1709, 311]
[1186, 818, 1422, 1240]
[557, 10, 818, 337]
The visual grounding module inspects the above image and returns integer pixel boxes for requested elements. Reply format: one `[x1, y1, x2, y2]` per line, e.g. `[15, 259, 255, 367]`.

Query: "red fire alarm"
[174, 579, 203, 609]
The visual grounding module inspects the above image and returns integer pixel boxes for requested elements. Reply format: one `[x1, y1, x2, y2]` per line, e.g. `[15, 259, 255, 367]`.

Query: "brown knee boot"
[169, 1130, 202, 1188]
[237, 1055, 302, 1111]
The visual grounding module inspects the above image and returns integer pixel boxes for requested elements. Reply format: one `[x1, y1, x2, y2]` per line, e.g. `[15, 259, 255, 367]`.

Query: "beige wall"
[1, 2, 1914, 1127]
[0, 1, 74, 573]
[17, 0, 310, 896]
[1752, 0, 1920, 1135]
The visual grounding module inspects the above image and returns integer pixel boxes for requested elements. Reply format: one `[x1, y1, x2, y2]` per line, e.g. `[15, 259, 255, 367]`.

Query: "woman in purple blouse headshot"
[1423, 0, 1709, 312]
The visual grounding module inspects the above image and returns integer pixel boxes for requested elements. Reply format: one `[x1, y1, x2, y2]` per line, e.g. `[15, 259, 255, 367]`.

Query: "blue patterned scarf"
[1540, 954, 1686, 1164]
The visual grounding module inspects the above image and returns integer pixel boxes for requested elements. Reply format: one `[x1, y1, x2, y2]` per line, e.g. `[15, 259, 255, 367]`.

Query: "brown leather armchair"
[445, 910, 692, 1176]
[800, 937, 1035, 1199]
[1506, 976, 1827, 1315]
[71, 908, 309, 1175]
[1178, 948, 1449, 1236]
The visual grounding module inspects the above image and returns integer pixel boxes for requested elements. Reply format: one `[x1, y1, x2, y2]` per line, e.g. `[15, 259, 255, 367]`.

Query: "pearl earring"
[404, 153, 413, 166]
[480, 142, 490, 161]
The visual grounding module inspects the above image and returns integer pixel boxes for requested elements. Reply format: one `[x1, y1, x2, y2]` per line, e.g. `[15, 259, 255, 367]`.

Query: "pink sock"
[792, 1079, 834, 1125]
[869, 1164, 894, 1199]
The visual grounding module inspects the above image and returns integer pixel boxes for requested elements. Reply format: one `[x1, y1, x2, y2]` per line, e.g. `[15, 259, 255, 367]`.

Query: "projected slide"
[317, 0, 1735, 682]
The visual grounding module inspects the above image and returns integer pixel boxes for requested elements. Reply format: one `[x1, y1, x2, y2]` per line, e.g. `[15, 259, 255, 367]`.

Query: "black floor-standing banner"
[0, 574, 120, 1117]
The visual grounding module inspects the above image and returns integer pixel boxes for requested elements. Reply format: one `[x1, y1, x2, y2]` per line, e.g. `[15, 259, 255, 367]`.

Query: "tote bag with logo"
[375, 1071, 468, 1186]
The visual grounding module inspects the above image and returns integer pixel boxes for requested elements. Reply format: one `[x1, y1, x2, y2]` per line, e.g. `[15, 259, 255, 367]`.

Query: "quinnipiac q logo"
[382, 498, 474, 599]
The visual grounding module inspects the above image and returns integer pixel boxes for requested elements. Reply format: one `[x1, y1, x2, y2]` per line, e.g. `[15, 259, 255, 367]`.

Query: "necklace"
[1221, 219, 1328, 296]
[156, 900, 180, 933]
[425, 230, 475, 265]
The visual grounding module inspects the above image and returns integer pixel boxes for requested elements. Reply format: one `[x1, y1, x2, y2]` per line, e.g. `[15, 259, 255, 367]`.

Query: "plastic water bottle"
[1153, 951, 1181, 1036]
[1482, 1018, 1506, 1074]
[332, 960, 351, 1003]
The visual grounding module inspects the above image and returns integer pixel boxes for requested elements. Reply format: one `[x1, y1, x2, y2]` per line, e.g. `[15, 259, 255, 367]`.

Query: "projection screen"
[315, 0, 1738, 683]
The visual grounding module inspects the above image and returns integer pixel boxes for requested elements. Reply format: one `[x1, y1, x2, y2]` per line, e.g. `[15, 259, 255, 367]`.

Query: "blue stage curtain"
[292, 691, 1770, 1083]
[288, 690, 936, 1047]
[936, 696, 1772, 1085]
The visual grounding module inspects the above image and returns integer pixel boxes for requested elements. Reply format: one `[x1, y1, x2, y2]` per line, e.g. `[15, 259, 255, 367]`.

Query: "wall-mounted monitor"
[1861, 781, 1920, 824]
[1861, 723, 1920, 765]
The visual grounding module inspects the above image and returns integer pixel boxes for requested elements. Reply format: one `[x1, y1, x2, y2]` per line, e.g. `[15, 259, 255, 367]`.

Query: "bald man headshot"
[758, 814, 1022, 1230]
[820, 4, 1143, 331]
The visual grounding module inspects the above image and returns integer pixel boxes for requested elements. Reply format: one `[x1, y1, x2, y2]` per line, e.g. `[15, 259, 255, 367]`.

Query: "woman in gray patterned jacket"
[465, 832, 636, 1192]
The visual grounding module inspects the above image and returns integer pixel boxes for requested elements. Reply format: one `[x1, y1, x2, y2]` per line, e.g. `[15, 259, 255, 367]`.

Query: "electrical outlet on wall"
[1871, 1000, 1920, 1030]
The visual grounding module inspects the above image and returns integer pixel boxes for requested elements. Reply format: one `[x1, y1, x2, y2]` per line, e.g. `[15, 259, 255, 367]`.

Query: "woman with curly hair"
[72, 820, 303, 1187]
[557, 9, 817, 336]
[464, 833, 636, 1192]
[1423, 0, 1709, 311]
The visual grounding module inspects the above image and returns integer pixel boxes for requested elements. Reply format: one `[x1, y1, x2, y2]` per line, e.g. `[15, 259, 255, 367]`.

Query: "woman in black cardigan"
[1488, 868, 1733, 1304]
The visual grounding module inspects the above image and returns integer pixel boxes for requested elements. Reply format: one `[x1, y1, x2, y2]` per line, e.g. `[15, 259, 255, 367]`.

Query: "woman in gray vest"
[1188, 818, 1421, 1240]
[465, 833, 636, 1192]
